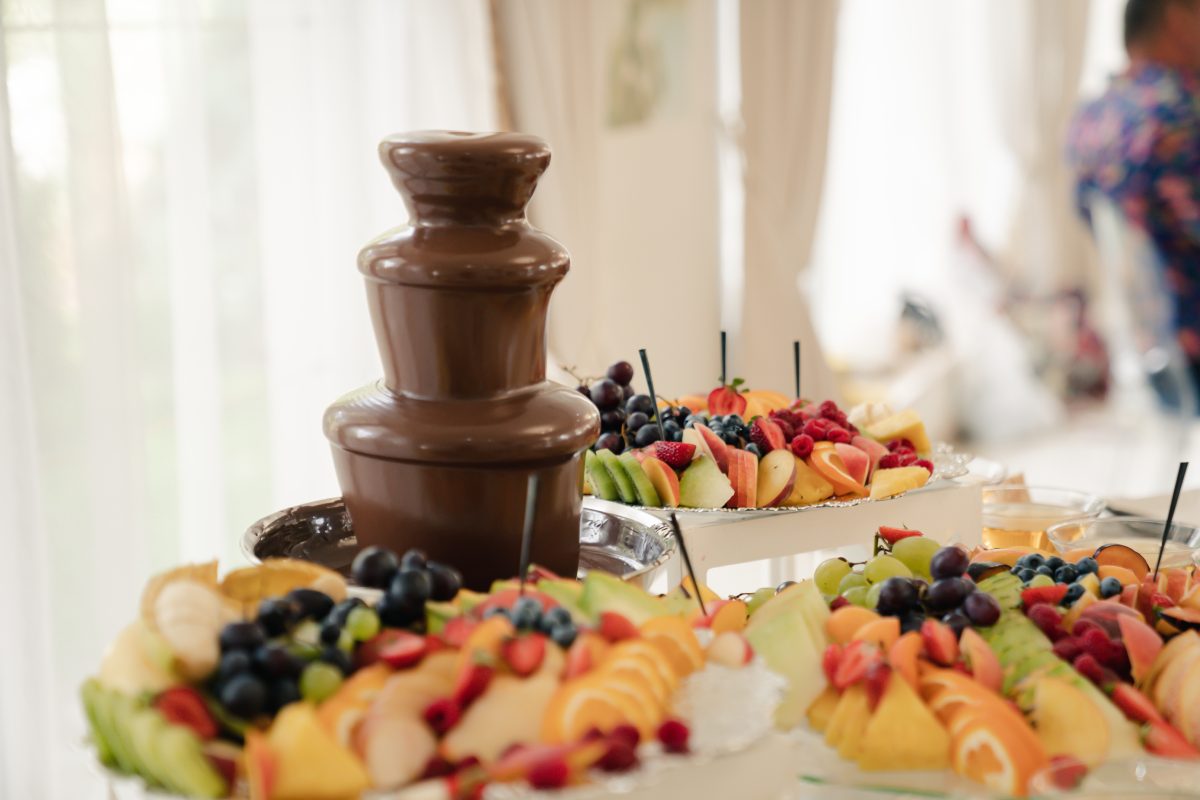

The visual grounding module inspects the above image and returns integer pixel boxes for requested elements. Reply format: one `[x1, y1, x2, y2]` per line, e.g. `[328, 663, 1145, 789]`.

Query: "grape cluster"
[351, 546, 463, 629]
[485, 595, 578, 649]
[815, 539, 1001, 637]
[1008, 553, 1098, 604]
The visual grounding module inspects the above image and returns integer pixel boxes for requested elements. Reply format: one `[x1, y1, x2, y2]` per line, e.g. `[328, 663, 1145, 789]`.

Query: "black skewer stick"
[1153, 462, 1189, 578]
[638, 348, 666, 442]
[669, 512, 707, 617]
[720, 330, 727, 386]
[518, 473, 539, 595]
[793, 340, 801, 400]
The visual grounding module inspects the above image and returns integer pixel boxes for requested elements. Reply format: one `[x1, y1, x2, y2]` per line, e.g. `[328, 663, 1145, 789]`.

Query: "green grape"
[814, 558, 852, 595]
[745, 587, 775, 616]
[346, 606, 381, 642]
[837, 571, 868, 594]
[863, 555, 912, 584]
[337, 628, 355, 653]
[865, 581, 884, 610]
[890, 536, 941, 578]
[843, 586, 870, 607]
[1028, 574, 1055, 588]
[299, 661, 343, 703]
[292, 620, 322, 648]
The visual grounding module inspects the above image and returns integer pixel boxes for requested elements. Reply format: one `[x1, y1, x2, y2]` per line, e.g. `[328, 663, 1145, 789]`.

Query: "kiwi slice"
[618, 452, 661, 507]
[584, 450, 619, 501]
[597, 449, 637, 504]
[79, 679, 117, 769]
[156, 724, 228, 798]
[129, 708, 173, 791]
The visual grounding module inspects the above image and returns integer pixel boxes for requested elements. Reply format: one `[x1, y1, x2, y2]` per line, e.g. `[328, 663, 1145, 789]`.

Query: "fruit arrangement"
[584, 397, 938, 510]
[82, 548, 779, 799]
[751, 526, 1200, 796]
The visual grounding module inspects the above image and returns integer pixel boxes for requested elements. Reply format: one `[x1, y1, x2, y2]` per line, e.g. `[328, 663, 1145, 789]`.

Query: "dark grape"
[668, 429, 683, 442]
[286, 588, 334, 621]
[427, 561, 463, 601]
[511, 597, 542, 630]
[626, 411, 649, 431]
[677, 406, 692, 418]
[319, 646, 354, 675]
[216, 650, 253, 683]
[941, 610, 970, 638]
[351, 546, 400, 589]
[375, 593, 422, 628]
[606, 361, 635, 387]
[253, 643, 305, 679]
[320, 620, 342, 646]
[576, 384, 591, 400]
[400, 549, 428, 571]
[390, 569, 432, 605]
[219, 622, 266, 654]
[600, 408, 626, 432]
[219, 674, 266, 719]
[267, 678, 301, 713]
[662, 419, 681, 436]
[929, 546, 970, 580]
[634, 425, 662, 447]
[924, 577, 970, 612]
[327, 597, 366, 627]
[256, 598, 298, 637]
[595, 432, 624, 453]
[625, 394, 655, 416]
[621, 384, 634, 400]
[590, 379, 623, 410]
[962, 591, 1001, 626]
[876, 577, 919, 616]
[899, 611, 926, 634]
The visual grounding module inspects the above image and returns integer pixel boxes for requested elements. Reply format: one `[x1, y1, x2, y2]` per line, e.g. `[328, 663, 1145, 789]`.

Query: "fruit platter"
[83, 544, 800, 800]
[577, 359, 969, 514]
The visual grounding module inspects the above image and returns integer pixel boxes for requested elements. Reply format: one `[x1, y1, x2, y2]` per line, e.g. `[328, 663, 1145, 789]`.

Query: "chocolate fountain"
[323, 131, 600, 590]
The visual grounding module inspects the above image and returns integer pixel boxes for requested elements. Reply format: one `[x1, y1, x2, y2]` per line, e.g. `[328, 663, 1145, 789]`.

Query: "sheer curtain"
[0, 1, 496, 795]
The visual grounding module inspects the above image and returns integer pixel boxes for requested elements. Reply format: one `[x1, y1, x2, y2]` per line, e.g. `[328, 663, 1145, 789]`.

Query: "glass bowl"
[980, 486, 1105, 550]
[1027, 757, 1200, 797]
[1046, 516, 1200, 570]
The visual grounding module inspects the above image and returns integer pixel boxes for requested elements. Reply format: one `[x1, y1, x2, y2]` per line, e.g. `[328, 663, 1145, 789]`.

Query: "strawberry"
[423, 697, 462, 735]
[1109, 682, 1165, 725]
[452, 662, 494, 707]
[501, 634, 547, 677]
[833, 640, 882, 690]
[1043, 755, 1089, 790]
[1022, 584, 1070, 609]
[920, 619, 959, 666]
[707, 385, 747, 416]
[598, 611, 638, 642]
[1142, 720, 1200, 759]
[419, 754, 457, 779]
[376, 630, 429, 669]
[441, 617, 479, 649]
[154, 686, 218, 740]
[652, 441, 696, 469]
[878, 526, 924, 545]
[748, 418, 786, 453]
[864, 661, 892, 711]
[822, 643, 844, 685]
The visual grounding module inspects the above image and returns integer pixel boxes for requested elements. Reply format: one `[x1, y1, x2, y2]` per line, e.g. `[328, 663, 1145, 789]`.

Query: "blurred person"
[1068, 0, 1200, 397]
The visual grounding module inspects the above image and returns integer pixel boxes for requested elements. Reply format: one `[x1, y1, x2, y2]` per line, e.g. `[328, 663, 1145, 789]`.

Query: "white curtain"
[737, 0, 841, 402]
[0, 1, 496, 795]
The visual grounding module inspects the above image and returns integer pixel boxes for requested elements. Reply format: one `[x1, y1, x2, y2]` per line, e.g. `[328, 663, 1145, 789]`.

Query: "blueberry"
[219, 674, 266, 719]
[1075, 557, 1099, 575]
[287, 588, 335, 621]
[220, 622, 266, 654]
[427, 561, 463, 602]
[1023, 554, 1046, 569]
[1018, 568, 1036, 583]
[1064, 583, 1086, 603]
[257, 598, 298, 637]
[745, 443, 762, 457]
[726, 414, 745, 428]
[511, 597, 542, 630]
[1100, 576, 1122, 598]
[1045, 556, 1064, 571]
[1054, 566, 1078, 584]
[1035, 565, 1055, 577]
[549, 624, 577, 649]
[541, 606, 573, 631]
[483, 606, 511, 621]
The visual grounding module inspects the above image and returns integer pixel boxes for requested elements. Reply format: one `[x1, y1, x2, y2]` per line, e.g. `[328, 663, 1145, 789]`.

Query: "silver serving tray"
[241, 498, 676, 590]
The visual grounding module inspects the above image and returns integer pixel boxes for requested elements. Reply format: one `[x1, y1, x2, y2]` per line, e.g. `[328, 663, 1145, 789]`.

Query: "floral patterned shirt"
[1067, 62, 1200, 363]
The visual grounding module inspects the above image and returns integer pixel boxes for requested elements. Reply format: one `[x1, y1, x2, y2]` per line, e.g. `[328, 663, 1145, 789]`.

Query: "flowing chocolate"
[324, 131, 600, 590]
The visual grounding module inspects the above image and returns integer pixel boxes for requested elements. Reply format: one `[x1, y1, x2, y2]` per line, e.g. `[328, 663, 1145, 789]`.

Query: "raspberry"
[774, 417, 796, 440]
[887, 438, 915, 452]
[1072, 653, 1113, 687]
[419, 755, 456, 779]
[826, 426, 852, 444]
[528, 756, 570, 789]
[897, 451, 918, 466]
[914, 458, 934, 473]
[819, 400, 840, 418]
[657, 718, 691, 754]
[802, 419, 830, 440]
[790, 434, 815, 459]
[1052, 636, 1083, 662]
[877, 453, 903, 470]
[1079, 628, 1130, 671]
[597, 739, 639, 772]
[1027, 603, 1064, 638]
[610, 724, 640, 749]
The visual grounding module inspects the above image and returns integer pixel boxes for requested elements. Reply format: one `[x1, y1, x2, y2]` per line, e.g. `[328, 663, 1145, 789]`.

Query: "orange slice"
[952, 718, 1046, 797]
[596, 672, 661, 737]
[603, 640, 679, 692]
[454, 615, 515, 672]
[601, 651, 673, 706]
[542, 673, 649, 744]
[639, 618, 704, 675]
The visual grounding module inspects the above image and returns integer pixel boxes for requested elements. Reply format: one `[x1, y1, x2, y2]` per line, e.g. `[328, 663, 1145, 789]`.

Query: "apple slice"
[756, 449, 797, 508]
[725, 448, 758, 508]
[641, 456, 681, 508]
[693, 424, 729, 474]
[678, 455, 734, 508]
[851, 435, 889, 476]
[808, 442, 867, 496]
[833, 444, 870, 486]
[682, 428, 715, 465]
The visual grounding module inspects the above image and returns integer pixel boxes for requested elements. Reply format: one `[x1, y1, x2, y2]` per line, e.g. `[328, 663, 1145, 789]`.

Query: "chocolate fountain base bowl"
[330, 446, 589, 591]
[242, 496, 676, 590]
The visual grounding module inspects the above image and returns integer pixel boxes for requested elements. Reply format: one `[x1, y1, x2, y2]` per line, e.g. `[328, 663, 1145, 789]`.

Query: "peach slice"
[825, 606, 881, 645]
[725, 447, 758, 509]
[1093, 543, 1151, 580]
[641, 456, 681, 508]
[1098, 564, 1139, 586]
[959, 629, 1002, 694]
[693, 598, 749, 633]
[1117, 614, 1164, 685]
[851, 616, 900, 651]
[694, 424, 729, 474]
[833, 443, 871, 486]
[808, 442, 868, 496]
[889, 632, 924, 690]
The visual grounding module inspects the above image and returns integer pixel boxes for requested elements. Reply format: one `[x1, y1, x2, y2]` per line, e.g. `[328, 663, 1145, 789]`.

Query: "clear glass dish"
[1046, 516, 1200, 570]
[981, 486, 1105, 550]
[1026, 757, 1200, 798]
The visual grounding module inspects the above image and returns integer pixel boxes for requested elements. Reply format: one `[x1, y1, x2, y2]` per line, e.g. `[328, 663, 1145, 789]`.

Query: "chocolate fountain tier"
[324, 131, 600, 589]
